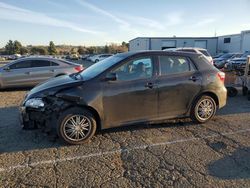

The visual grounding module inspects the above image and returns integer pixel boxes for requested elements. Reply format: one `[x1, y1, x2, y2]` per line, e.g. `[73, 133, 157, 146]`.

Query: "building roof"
[129, 36, 218, 42]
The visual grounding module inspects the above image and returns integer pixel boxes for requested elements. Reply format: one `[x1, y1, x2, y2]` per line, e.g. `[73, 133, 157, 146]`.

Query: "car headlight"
[25, 98, 45, 108]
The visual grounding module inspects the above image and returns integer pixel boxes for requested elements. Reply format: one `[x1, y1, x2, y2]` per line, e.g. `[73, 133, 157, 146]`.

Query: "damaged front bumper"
[19, 106, 50, 130]
[19, 96, 72, 132]
[19, 106, 28, 129]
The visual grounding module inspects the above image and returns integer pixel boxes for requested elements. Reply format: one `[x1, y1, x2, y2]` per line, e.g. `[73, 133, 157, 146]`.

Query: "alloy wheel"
[63, 115, 91, 142]
[197, 99, 214, 121]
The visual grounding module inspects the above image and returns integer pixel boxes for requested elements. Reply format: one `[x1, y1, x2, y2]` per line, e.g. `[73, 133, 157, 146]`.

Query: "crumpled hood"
[25, 75, 83, 100]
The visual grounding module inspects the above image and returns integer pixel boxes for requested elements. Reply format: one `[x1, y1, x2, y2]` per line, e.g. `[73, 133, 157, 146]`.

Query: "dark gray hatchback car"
[20, 51, 227, 144]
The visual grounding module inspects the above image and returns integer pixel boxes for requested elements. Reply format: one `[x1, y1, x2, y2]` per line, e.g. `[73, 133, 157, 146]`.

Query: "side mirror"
[3, 67, 10, 71]
[105, 72, 117, 81]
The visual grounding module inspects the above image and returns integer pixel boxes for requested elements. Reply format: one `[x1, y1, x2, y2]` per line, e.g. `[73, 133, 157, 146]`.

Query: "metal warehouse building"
[129, 30, 250, 56]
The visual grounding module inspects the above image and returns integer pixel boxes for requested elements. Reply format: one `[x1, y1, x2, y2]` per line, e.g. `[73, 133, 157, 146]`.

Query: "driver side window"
[111, 57, 153, 81]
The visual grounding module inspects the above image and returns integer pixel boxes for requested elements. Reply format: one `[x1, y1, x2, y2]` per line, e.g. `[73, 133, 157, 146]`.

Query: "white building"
[129, 30, 250, 55]
[218, 30, 250, 53]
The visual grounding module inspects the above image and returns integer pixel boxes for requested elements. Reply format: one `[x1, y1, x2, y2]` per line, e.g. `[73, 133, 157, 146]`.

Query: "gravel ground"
[0, 82, 250, 187]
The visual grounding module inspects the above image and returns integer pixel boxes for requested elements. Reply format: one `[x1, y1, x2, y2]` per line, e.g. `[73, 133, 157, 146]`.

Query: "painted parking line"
[1, 128, 250, 172]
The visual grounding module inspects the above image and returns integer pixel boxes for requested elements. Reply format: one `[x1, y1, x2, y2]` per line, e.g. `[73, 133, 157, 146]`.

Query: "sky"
[0, 0, 250, 47]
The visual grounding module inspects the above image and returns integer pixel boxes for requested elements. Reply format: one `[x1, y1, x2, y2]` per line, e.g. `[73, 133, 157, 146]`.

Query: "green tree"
[4, 40, 14, 55]
[122, 41, 129, 49]
[48, 41, 57, 55]
[104, 45, 109, 53]
[71, 47, 78, 54]
[20, 47, 28, 55]
[31, 47, 48, 55]
[77, 46, 85, 55]
[13, 40, 22, 54]
[86, 46, 97, 54]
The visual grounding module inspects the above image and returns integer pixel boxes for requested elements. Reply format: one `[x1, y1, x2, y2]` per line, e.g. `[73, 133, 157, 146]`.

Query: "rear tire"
[190, 95, 217, 123]
[57, 107, 96, 145]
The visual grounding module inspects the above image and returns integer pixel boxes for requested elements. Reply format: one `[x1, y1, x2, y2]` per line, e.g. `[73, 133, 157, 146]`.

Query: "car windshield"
[79, 54, 126, 80]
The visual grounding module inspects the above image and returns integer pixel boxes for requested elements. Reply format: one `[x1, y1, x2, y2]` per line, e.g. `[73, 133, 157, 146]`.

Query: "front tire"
[190, 95, 217, 123]
[57, 107, 96, 145]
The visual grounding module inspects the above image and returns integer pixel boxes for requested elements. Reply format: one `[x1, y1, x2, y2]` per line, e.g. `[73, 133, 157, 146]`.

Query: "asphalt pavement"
[0, 88, 250, 187]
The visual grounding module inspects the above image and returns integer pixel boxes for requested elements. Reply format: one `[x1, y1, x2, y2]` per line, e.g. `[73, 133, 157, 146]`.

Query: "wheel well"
[77, 105, 102, 130]
[196, 92, 219, 107]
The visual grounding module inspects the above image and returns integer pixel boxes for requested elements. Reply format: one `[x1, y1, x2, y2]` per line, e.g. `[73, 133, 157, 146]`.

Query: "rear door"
[156, 55, 202, 118]
[29, 60, 56, 85]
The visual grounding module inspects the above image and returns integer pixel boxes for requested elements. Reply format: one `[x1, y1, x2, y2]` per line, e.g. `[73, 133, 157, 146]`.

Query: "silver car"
[0, 57, 84, 89]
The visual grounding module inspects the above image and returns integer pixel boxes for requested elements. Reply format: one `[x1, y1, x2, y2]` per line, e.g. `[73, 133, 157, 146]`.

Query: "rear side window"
[9, 60, 32, 69]
[51, 61, 59, 66]
[158, 56, 195, 76]
[31, 60, 51, 67]
[30, 60, 59, 67]
[199, 50, 210, 57]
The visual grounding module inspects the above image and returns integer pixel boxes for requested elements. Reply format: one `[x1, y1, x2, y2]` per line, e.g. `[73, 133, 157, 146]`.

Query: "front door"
[102, 56, 158, 128]
[1, 60, 33, 88]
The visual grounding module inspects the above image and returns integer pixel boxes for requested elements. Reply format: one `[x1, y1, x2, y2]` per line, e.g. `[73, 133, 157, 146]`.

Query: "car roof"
[116, 50, 200, 58]
[17, 56, 59, 60]
[9, 56, 79, 66]
[178, 47, 207, 50]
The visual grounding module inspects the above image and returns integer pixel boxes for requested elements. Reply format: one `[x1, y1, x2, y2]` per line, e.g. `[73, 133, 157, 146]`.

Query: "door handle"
[189, 76, 199, 82]
[145, 82, 154, 89]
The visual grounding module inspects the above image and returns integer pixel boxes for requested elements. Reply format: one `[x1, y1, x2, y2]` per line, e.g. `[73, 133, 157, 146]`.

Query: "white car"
[165, 47, 213, 65]
[90, 54, 113, 63]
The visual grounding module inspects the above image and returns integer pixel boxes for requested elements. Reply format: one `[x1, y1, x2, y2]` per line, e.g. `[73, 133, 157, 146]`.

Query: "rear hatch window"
[199, 50, 211, 57]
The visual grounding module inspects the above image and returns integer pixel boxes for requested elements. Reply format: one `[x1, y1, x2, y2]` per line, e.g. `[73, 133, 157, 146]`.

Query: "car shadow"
[0, 95, 249, 154]
[0, 87, 32, 92]
[98, 118, 192, 135]
[0, 106, 61, 154]
[0, 105, 191, 153]
[208, 147, 250, 179]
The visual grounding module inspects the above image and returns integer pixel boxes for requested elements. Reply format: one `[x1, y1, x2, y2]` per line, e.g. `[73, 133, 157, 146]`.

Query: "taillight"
[217, 72, 225, 83]
[75, 65, 84, 72]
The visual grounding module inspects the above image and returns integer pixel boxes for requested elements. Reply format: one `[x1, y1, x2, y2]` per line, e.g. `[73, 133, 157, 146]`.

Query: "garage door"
[162, 40, 176, 50]
[194, 40, 207, 49]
